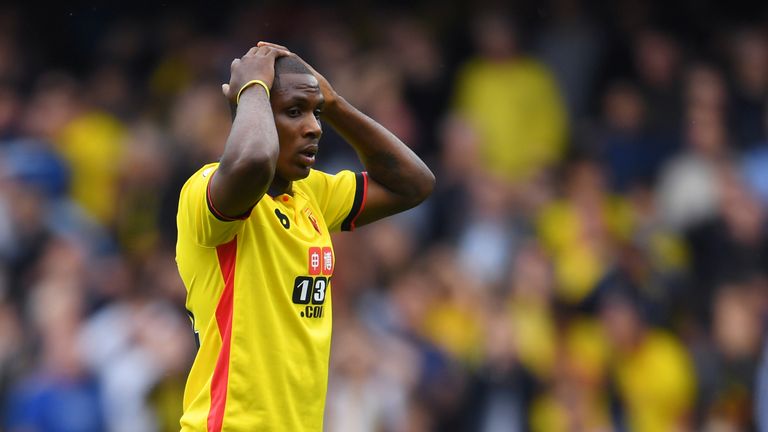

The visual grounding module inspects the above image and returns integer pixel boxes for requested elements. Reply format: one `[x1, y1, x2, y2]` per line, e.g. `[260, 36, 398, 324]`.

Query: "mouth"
[298, 145, 318, 166]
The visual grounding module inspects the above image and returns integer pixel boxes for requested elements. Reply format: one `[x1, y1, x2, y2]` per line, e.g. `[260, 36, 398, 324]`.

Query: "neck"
[268, 177, 291, 196]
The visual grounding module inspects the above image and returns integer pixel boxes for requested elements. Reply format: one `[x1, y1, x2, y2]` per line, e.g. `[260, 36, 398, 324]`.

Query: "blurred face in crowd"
[634, 30, 680, 86]
[686, 105, 727, 155]
[270, 72, 323, 184]
[713, 285, 763, 360]
[685, 64, 726, 111]
[600, 296, 643, 352]
[603, 82, 645, 132]
[472, 13, 518, 60]
[717, 167, 765, 243]
[731, 29, 768, 95]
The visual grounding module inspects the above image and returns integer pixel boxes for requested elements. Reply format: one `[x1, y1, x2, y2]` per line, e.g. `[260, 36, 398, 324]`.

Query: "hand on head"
[256, 41, 339, 108]
[223, 42, 339, 114]
[222, 44, 291, 103]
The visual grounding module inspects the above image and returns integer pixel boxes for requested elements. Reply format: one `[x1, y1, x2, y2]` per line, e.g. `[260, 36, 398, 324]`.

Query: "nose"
[303, 115, 322, 140]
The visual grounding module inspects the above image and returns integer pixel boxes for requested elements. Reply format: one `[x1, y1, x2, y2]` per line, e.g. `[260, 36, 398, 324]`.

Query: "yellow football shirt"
[176, 162, 366, 431]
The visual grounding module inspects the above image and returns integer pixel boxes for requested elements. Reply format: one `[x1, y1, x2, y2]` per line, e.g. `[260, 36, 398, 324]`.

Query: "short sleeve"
[301, 169, 367, 232]
[177, 163, 246, 247]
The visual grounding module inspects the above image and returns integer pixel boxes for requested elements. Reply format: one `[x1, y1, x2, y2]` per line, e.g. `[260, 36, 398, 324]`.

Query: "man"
[175, 42, 434, 431]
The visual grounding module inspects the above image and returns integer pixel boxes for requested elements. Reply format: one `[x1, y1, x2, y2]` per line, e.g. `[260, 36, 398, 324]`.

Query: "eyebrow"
[274, 83, 321, 94]
[281, 93, 324, 107]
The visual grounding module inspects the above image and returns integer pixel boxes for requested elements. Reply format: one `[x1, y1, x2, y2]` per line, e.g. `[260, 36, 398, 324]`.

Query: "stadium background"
[0, 0, 767, 430]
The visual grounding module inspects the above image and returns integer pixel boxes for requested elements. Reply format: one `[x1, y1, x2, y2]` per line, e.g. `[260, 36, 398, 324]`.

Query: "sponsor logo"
[308, 247, 333, 276]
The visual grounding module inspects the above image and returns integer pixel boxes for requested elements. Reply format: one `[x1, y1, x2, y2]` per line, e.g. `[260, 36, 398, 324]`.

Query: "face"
[270, 73, 323, 185]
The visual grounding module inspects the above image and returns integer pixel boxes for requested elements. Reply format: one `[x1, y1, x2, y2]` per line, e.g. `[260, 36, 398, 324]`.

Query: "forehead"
[273, 73, 321, 101]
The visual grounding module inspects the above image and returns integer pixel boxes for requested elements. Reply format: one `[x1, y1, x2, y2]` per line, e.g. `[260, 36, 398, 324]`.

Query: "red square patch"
[308, 247, 322, 275]
[322, 247, 334, 275]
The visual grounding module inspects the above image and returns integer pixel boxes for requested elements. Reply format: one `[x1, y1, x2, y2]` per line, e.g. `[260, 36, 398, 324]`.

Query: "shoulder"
[192, 162, 221, 182]
[180, 163, 220, 192]
[177, 162, 221, 221]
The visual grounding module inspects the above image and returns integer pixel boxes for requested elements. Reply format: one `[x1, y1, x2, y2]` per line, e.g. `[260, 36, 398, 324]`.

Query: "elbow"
[220, 147, 278, 185]
[235, 151, 277, 184]
[406, 168, 436, 207]
[420, 169, 436, 201]
[240, 153, 277, 183]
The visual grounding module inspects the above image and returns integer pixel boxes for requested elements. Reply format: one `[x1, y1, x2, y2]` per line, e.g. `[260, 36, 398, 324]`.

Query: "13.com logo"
[292, 247, 335, 318]
[292, 276, 327, 318]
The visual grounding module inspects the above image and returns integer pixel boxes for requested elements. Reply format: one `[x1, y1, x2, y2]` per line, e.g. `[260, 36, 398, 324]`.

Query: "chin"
[289, 166, 312, 180]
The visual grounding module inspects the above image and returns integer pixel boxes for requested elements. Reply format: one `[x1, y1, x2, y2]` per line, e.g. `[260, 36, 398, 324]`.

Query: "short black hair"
[273, 56, 312, 90]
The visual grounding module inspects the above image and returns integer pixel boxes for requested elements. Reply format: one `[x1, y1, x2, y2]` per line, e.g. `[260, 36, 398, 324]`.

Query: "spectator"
[656, 64, 731, 232]
[726, 28, 768, 151]
[453, 10, 568, 183]
[535, 0, 604, 123]
[599, 287, 695, 432]
[591, 79, 669, 193]
[24, 73, 127, 228]
[632, 28, 684, 149]
[536, 157, 633, 306]
[4, 240, 107, 432]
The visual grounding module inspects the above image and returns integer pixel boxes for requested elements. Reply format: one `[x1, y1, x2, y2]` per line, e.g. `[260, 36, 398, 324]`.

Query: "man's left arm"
[320, 96, 435, 227]
[256, 42, 435, 225]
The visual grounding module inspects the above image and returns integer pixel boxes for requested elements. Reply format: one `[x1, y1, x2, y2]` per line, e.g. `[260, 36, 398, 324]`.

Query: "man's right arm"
[208, 45, 289, 219]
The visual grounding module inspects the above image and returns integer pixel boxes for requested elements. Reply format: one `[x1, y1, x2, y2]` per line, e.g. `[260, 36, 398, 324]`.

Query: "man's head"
[272, 56, 313, 91]
[269, 56, 323, 186]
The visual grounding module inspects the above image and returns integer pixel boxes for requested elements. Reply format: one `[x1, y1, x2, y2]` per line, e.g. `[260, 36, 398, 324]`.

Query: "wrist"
[320, 93, 345, 121]
[237, 79, 271, 104]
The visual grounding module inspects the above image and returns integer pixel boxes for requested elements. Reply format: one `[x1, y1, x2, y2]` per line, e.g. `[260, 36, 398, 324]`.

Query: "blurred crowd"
[0, 1, 767, 431]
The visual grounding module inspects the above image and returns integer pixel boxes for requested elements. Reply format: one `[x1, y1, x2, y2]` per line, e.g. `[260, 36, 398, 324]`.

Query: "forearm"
[212, 90, 279, 216]
[222, 91, 279, 170]
[323, 96, 434, 204]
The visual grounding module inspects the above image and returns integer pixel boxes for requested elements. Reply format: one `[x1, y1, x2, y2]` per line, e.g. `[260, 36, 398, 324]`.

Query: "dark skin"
[211, 42, 435, 225]
[268, 73, 324, 194]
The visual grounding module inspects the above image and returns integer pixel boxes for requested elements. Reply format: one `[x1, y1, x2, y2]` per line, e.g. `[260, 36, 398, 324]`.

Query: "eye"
[287, 107, 301, 117]
[313, 109, 322, 119]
